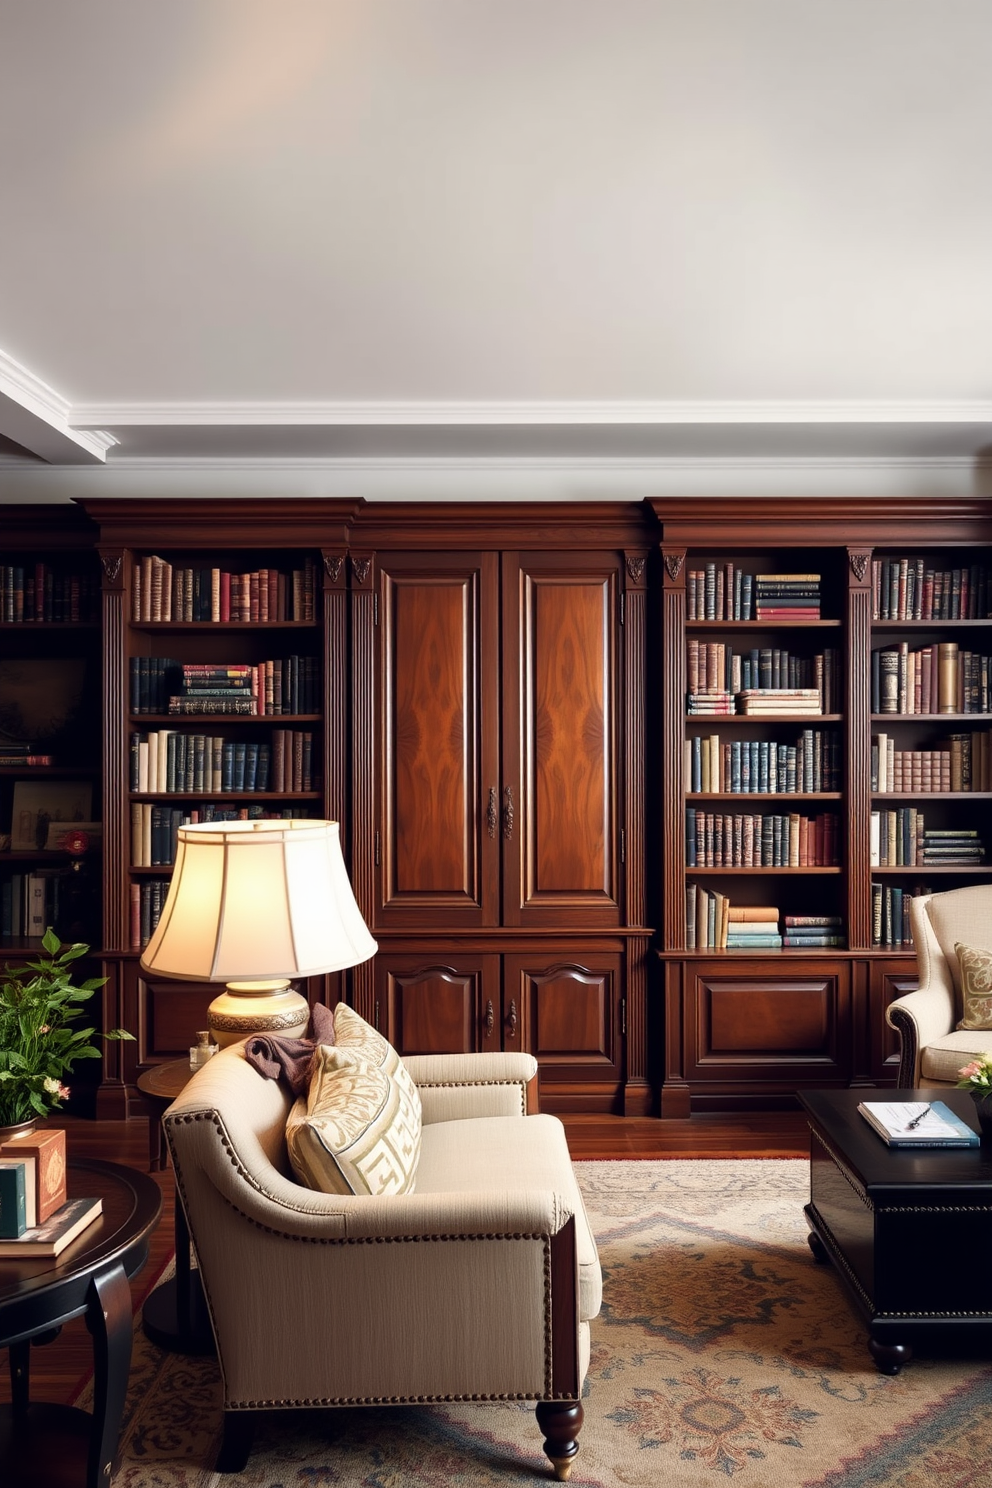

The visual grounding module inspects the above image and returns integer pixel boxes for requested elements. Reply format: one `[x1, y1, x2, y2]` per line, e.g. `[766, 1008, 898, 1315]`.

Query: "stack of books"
[725, 905, 782, 948]
[169, 664, 258, 716]
[0, 738, 53, 767]
[686, 691, 735, 715]
[782, 914, 844, 948]
[737, 689, 823, 716]
[921, 828, 985, 865]
[754, 574, 821, 620]
[0, 1127, 103, 1256]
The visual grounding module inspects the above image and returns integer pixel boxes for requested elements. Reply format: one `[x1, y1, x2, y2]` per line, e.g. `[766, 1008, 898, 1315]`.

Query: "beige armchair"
[886, 884, 992, 1087]
[163, 1041, 601, 1481]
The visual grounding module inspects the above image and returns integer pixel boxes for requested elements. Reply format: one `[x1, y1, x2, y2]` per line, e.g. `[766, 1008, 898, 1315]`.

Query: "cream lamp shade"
[139, 818, 377, 1046]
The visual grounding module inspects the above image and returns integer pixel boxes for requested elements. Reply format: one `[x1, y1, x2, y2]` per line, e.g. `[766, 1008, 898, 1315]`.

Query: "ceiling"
[2, 0, 992, 479]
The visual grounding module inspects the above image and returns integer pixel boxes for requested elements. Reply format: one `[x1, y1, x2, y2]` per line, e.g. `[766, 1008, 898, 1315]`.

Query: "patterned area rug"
[92, 1159, 992, 1486]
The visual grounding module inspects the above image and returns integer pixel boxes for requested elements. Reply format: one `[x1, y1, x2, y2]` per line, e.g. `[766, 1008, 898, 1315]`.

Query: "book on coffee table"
[0, 1196, 103, 1257]
[857, 1100, 979, 1148]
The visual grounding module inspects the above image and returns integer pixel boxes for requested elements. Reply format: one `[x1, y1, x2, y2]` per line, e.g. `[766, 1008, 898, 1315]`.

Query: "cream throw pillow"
[286, 1008, 422, 1196]
[955, 942, 992, 1031]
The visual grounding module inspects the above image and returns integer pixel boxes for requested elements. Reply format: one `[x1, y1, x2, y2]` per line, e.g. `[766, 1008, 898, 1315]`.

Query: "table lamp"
[139, 818, 377, 1046]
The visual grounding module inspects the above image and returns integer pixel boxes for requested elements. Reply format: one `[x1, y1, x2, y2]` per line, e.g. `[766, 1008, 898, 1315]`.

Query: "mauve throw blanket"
[243, 1002, 336, 1096]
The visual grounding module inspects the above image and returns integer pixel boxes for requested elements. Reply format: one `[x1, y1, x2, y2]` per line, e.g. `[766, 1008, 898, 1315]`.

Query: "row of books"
[129, 656, 320, 715]
[871, 731, 992, 793]
[685, 893, 844, 949]
[870, 811, 986, 866]
[687, 642, 840, 707]
[685, 567, 822, 621]
[0, 1127, 103, 1257]
[872, 643, 990, 715]
[1, 870, 59, 938]
[872, 559, 991, 621]
[871, 883, 922, 948]
[686, 809, 840, 867]
[685, 730, 841, 794]
[132, 555, 318, 623]
[130, 729, 315, 794]
[130, 878, 170, 949]
[0, 563, 100, 624]
[131, 803, 315, 867]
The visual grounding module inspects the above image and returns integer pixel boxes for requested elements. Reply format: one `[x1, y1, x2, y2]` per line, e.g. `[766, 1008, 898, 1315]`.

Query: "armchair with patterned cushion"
[163, 1008, 602, 1482]
[885, 885, 992, 1088]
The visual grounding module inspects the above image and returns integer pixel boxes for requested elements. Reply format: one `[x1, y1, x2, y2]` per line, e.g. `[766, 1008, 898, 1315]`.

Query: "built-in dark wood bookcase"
[0, 507, 104, 1112]
[80, 500, 359, 1115]
[4, 494, 987, 1120]
[651, 498, 992, 1116]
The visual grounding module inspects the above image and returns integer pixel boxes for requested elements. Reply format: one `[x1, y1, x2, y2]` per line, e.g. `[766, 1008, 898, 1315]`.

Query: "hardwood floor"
[0, 1107, 809, 1412]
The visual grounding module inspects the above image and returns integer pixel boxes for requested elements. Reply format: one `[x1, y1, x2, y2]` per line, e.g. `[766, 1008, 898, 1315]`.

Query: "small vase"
[0, 1117, 39, 1143]
[970, 1090, 992, 1140]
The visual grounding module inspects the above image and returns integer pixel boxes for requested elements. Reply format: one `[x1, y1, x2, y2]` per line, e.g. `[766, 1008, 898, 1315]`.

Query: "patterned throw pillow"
[955, 942, 992, 1031]
[286, 1010, 422, 1196]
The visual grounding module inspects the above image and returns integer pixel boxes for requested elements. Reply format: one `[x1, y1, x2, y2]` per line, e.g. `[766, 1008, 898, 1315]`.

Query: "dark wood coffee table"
[0, 1156, 161, 1488]
[799, 1089, 992, 1375]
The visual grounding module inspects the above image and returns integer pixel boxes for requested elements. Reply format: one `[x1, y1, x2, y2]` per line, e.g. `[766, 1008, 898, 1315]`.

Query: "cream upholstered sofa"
[163, 1038, 602, 1481]
[885, 885, 992, 1087]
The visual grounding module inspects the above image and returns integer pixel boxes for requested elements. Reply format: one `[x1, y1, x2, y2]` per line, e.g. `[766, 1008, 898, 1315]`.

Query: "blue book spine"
[686, 808, 696, 866]
[730, 741, 741, 793]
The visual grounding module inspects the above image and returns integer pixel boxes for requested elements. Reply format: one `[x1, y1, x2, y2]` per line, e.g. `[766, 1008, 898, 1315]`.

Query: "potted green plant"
[0, 928, 133, 1132]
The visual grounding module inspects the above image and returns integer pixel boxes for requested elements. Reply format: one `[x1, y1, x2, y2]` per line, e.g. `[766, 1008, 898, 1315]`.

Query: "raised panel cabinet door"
[684, 959, 852, 1098]
[377, 553, 500, 928]
[503, 554, 621, 927]
[373, 951, 502, 1055]
[503, 951, 624, 1111]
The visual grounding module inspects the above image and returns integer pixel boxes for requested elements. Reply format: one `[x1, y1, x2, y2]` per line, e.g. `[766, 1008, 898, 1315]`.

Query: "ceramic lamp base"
[208, 979, 310, 1047]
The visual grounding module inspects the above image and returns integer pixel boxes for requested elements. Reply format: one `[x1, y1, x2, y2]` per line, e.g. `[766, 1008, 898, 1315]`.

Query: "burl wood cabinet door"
[502, 553, 622, 928]
[376, 553, 500, 929]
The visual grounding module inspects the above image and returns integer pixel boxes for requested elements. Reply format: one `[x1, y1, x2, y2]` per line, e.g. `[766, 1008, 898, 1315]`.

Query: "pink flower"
[959, 1061, 983, 1078]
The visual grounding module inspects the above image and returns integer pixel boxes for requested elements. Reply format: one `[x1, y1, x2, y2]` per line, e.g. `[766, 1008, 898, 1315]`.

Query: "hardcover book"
[0, 1159, 27, 1238]
[0, 1196, 103, 1258]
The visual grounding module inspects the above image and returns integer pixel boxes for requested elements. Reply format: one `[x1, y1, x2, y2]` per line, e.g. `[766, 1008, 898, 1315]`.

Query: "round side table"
[0, 1157, 161, 1488]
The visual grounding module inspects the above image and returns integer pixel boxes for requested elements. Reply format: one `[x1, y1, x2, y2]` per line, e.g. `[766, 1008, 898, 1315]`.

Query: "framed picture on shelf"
[0, 659, 87, 743]
[10, 780, 93, 851]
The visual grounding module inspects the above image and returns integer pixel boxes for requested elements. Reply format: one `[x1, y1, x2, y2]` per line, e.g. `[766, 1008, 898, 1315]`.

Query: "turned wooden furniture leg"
[536, 1399, 583, 1481]
[215, 1410, 256, 1472]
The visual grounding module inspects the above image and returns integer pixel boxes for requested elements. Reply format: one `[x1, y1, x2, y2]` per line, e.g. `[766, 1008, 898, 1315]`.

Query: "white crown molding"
[0, 350, 112, 463]
[2, 451, 989, 506]
[67, 398, 992, 428]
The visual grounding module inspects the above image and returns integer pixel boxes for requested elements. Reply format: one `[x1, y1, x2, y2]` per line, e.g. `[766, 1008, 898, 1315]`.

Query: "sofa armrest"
[404, 1051, 539, 1121]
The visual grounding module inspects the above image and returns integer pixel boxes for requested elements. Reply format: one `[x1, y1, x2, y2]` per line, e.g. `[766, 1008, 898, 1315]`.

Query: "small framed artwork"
[10, 780, 93, 851]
